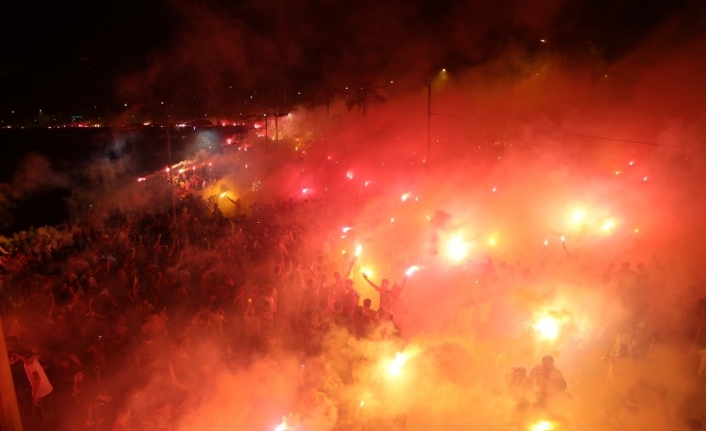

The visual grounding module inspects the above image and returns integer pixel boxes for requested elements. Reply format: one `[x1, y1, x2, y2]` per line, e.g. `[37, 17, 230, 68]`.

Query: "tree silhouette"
[344, 83, 387, 115]
[308, 83, 339, 117]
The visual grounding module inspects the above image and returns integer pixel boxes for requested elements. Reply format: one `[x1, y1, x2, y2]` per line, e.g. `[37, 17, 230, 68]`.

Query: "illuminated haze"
[5, 1, 706, 430]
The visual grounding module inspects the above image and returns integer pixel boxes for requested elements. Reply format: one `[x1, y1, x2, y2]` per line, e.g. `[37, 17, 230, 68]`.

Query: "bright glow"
[302, 188, 309, 194]
[220, 192, 227, 198]
[390, 217, 395, 223]
[560, 236, 565, 242]
[602, 219, 616, 232]
[532, 421, 554, 431]
[137, 177, 146, 182]
[361, 267, 373, 277]
[406, 265, 420, 276]
[544, 239, 549, 246]
[534, 317, 559, 340]
[364, 181, 370, 186]
[165, 167, 170, 173]
[446, 235, 469, 261]
[275, 422, 287, 431]
[643, 176, 648, 181]
[572, 209, 585, 224]
[489, 238, 496, 246]
[342, 227, 352, 233]
[401, 192, 410, 202]
[388, 352, 409, 377]
[346, 171, 354, 179]
[355, 244, 362, 256]
[359, 400, 365, 408]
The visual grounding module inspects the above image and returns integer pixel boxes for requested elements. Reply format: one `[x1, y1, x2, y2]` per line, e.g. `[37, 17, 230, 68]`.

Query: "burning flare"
[531, 420, 554, 431]
[534, 316, 559, 340]
[446, 235, 469, 261]
[602, 219, 616, 232]
[572, 209, 585, 224]
[388, 351, 409, 377]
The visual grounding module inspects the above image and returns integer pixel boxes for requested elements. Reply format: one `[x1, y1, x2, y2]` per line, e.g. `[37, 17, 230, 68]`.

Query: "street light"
[425, 79, 431, 167]
[540, 39, 592, 68]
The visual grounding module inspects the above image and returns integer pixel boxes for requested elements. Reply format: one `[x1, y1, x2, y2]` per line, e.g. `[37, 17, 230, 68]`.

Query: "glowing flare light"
[532, 420, 554, 431]
[446, 235, 469, 261]
[388, 352, 409, 377]
[572, 209, 584, 224]
[405, 265, 420, 276]
[534, 316, 560, 340]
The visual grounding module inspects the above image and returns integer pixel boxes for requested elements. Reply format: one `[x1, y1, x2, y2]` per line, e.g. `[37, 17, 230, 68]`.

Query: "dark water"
[0, 126, 247, 234]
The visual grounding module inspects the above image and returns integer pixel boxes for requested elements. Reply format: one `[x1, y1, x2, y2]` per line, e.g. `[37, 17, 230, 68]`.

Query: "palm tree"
[345, 82, 387, 115]
[307, 84, 339, 117]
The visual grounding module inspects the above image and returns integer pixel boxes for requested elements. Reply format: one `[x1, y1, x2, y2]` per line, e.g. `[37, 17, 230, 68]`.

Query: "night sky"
[0, 0, 699, 120]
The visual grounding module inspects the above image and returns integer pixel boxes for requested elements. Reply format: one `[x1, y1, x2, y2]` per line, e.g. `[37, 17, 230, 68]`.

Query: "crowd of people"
[0, 174, 406, 431]
[0, 167, 705, 431]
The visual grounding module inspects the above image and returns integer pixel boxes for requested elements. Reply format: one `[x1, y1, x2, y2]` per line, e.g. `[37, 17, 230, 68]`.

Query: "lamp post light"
[425, 79, 431, 167]
[540, 39, 592, 68]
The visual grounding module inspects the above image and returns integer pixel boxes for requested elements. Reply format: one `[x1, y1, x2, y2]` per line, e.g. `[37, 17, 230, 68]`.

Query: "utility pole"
[264, 111, 268, 154]
[0, 319, 23, 431]
[166, 104, 176, 222]
[425, 80, 432, 167]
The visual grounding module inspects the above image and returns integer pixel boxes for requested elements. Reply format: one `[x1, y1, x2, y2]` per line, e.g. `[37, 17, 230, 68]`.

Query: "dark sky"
[0, 0, 698, 119]
[1, 0, 170, 115]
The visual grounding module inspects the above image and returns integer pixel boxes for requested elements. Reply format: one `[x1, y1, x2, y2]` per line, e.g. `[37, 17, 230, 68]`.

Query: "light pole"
[540, 39, 592, 68]
[165, 103, 176, 222]
[425, 79, 431, 167]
